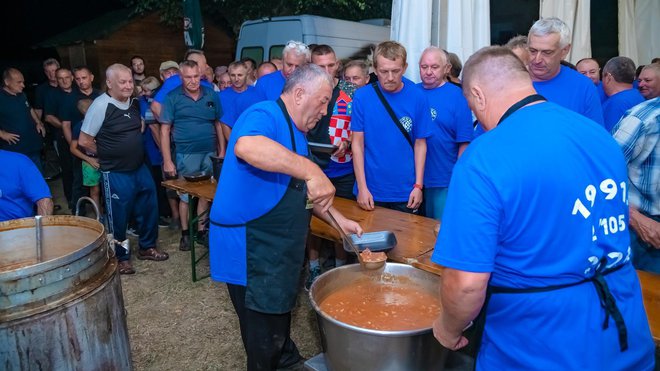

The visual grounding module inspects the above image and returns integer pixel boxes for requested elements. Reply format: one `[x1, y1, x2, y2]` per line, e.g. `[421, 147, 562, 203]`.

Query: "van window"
[269, 45, 285, 60]
[241, 47, 264, 62]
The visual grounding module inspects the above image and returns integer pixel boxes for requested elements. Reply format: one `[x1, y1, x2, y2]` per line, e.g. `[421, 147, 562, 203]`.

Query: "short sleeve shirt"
[254, 71, 286, 102]
[602, 88, 645, 132]
[0, 150, 51, 221]
[0, 89, 42, 154]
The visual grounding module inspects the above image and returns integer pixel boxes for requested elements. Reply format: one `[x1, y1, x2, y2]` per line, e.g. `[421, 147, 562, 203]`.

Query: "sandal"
[137, 247, 169, 261]
[117, 260, 136, 275]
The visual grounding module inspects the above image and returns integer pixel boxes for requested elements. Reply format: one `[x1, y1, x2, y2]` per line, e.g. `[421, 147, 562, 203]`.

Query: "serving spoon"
[325, 211, 386, 270]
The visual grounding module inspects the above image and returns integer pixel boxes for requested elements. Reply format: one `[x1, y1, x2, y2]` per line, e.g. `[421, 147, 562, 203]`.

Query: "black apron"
[240, 98, 312, 314]
[462, 95, 630, 362]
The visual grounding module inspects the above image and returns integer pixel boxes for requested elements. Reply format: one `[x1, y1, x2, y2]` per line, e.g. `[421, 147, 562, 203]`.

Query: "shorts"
[176, 151, 214, 202]
[82, 161, 101, 187]
[423, 187, 449, 221]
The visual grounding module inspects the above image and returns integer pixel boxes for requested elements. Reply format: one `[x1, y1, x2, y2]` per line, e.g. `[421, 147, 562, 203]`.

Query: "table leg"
[189, 196, 199, 282]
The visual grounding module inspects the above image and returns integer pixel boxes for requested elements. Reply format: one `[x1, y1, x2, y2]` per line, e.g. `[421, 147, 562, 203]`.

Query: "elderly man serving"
[209, 64, 362, 371]
[431, 46, 654, 370]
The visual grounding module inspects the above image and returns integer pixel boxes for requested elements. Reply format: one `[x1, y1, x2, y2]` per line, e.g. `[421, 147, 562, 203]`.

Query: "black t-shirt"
[81, 94, 144, 172]
[0, 89, 43, 154]
[34, 82, 59, 113]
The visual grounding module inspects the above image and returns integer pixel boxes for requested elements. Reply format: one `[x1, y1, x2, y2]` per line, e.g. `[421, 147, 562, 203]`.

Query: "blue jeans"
[175, 151, 214, 203]
[101, 164, 158, 261]
[630, 213, 660, 273]
[424, 187, 449, 221]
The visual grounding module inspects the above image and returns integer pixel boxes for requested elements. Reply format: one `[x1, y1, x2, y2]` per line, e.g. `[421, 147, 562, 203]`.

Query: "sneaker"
[305, 266, 322, 291]
[126, 227, 138, 237]
[196, 230, 209, 246]
[158, 217, 169, 228]
[179, 234, 190, 251]
[169, 217, 181, 230]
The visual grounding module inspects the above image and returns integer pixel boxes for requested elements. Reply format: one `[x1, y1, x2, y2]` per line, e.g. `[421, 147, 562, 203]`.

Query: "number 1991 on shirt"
[571, 178, 628, 241]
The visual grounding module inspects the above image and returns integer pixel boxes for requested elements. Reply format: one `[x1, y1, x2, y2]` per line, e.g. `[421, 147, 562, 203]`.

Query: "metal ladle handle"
[75, 197, 101, 221]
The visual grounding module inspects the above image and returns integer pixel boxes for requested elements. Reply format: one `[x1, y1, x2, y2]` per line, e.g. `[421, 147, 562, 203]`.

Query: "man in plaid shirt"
[612, 94, 660, 273]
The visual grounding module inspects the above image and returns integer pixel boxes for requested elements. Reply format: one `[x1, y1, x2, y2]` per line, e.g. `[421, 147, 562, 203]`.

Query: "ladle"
[325, 211, 386, 270]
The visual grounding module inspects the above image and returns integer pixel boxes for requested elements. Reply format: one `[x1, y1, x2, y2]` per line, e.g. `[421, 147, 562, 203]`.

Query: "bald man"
[431, 46, 654, 370]
[576, 58, 607, 103]
[417, 47, 472, 220]
[80, 64, 169, 275]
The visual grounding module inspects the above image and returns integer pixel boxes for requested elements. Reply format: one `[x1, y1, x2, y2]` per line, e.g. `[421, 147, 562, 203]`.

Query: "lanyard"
[497, 94, 546, 126]
[276, 98, 297, 153]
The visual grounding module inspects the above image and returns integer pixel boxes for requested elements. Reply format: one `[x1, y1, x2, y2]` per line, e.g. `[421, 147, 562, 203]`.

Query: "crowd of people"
[0, 14, 658, 370]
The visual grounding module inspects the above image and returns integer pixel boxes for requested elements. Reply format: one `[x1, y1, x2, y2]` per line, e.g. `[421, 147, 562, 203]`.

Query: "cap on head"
[159, 61, 179, 72]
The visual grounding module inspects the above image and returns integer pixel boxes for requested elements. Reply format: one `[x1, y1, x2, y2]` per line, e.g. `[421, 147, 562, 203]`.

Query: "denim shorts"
[175, 152, 214, 202]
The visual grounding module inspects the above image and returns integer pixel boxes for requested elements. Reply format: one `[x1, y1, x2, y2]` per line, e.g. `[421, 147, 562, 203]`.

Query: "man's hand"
[357, 187, 375, 211]
[331, 140, 349, 159]
[433, 316, 469, 350]
[163, 160, 177, 178]
[338, 216, 363, 237]
[408, 187, 423, 210]
[36, 122, 46, 136]
[306, 169, 335, 213]
[0, 130, 20, 144]
[630, 208, 660, 249]
[86, 157, 100, 170]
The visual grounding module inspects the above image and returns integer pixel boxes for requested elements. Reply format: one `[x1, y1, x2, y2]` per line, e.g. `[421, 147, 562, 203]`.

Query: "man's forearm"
[62, 121, 72, 144]
[45, 114, 63, 129]
[414, 138, 426, 185]
[215, 121, 226, 157]
[440, 269, 489, 335]
[36, 198, 54, 216]
[78, 132, 97, 155]
[160, 125, 173, 163]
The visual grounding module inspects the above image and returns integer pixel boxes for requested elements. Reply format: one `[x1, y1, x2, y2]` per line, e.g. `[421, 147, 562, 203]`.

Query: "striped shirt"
[612, 97, 660, 215]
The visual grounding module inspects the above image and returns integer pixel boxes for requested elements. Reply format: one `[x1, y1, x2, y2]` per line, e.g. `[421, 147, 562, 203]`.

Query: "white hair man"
[209, 63, 362, 370]
[527, 17, 604, 125]
[254, 40, 310, 101]
[431, 46, 654, 370]
[638, 62, 660, 100]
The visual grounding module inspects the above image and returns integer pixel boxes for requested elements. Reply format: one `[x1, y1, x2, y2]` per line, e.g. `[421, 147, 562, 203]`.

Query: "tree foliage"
[124, 0, 392, 35]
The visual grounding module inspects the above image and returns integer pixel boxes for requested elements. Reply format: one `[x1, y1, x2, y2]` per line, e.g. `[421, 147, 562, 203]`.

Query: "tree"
[124, 0, 392, 35]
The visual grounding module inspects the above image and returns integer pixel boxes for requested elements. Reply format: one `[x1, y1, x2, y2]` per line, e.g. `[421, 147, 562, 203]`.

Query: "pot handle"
[75, 197, 101, 221]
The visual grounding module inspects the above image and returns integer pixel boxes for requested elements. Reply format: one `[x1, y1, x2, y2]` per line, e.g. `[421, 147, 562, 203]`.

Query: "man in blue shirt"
[601, 56, 645, 132]
[527, 18, 604, 125]
[218, 61, 259, 137]
[576, 57, 608, 103]
[160, 60, 225, 251]
[352, 41, 432, 214]
[209, 64, 362, 370]
[0, 150, 53, 222]
[254, 40, 310, 102]
[0, 68, 46, 170]
[417, 47, 472, 220]
[431, 46, 654, 370]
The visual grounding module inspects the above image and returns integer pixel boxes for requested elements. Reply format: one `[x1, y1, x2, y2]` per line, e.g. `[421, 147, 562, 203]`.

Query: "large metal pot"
[309, 263, 448, 371]
[0, 215, 132, 370]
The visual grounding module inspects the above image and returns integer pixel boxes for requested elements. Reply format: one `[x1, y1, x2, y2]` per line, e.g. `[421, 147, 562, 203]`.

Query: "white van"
[235, 15, 390, 62]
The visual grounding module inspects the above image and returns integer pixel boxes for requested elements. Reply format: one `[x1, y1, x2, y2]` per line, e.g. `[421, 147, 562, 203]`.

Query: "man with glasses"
[527, 18, 604, 126]
[254, 40, 310, 101]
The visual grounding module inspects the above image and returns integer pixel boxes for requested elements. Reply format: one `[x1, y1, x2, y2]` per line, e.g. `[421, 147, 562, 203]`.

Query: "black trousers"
[226, 283, 302, 371]
[148, 164, 171, 218]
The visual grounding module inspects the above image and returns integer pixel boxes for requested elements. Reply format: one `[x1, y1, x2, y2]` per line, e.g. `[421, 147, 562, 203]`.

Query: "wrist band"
[413, 183, 423, 190]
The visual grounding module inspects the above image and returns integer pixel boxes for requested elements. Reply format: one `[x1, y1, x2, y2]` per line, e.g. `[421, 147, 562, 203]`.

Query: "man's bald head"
[2, 68, 25, 95]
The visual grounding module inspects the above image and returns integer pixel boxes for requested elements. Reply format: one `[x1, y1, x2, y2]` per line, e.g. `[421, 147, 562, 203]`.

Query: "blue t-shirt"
[417, 82, 473, 188]
[432, 102, 654, 370]
[209, 101, 309, 285]
[254, 71, 286, 102]
[533, 65, 605, 126]
[219, 86, 259, 128]
[138, 95, 163, 165]
[596, 81, 607, 103]
[0, 150, 51, 222]
[159, 86, 222, 154]
[153, 75, 214, 104]
[351, 79, 433, 201]
[602, 88, 645, 132]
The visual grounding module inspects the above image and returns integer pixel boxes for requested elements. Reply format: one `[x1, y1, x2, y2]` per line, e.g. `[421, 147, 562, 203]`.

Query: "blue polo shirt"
[219, 86, 259, 128]
[417, 82, 473, 188]
[603, 88, 645, 132]
[0, 89, 42, 155]
[533, 66, 605, 126]
[209, 100, 309, 285]
[0, 150, 51, 222]
[254, 71, 286, 101]
[153, 75, 214, 104]
[351, 79, 433, 202]
[432, 101, 654, 370]
[159, 86, 222, 154]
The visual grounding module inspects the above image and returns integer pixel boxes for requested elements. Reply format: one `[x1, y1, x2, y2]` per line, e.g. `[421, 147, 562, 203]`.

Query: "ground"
[48, 178, 322, 370]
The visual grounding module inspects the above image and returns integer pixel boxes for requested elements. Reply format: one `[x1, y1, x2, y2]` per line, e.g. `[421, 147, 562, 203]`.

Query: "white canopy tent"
[390, 0, 659, 83]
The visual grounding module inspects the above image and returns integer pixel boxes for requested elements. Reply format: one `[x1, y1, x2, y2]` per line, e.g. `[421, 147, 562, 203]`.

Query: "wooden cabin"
[36, 9, 235, 87]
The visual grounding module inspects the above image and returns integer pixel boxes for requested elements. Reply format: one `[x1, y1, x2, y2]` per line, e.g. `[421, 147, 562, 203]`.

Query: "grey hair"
[603, 56, 636, 84]
[43, 58, 60, 69]
[505, 35, 528, 50]
[641, 62, 660, 78]
[529, 17, 571, 48]
[105, 63, 132, 80]
[282, 63, 333, 94]
[283, 40, 311, 61]
[419, 46, 448, 64]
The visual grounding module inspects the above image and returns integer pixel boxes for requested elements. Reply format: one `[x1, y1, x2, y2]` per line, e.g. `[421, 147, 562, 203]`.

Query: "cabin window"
[241, 47, 264, 62]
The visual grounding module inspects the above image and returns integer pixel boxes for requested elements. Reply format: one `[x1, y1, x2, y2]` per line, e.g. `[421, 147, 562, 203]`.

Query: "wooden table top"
[162, 179, 216, 201]
[309, 197, 440, 263]
[637, 270, 660, 345]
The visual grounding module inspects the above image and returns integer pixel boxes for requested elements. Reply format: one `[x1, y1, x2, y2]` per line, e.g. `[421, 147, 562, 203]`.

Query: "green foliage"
[123, 0, 392, 34]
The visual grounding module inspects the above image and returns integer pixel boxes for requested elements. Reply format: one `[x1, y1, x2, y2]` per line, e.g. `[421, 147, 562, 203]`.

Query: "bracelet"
[413, 183, 423, 190]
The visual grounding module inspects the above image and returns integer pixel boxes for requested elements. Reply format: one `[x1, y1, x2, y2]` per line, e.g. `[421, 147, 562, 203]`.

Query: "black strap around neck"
[497, 94, 546, 126]
[276, 98, 297, 152]
[371, 82, 413, 148]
